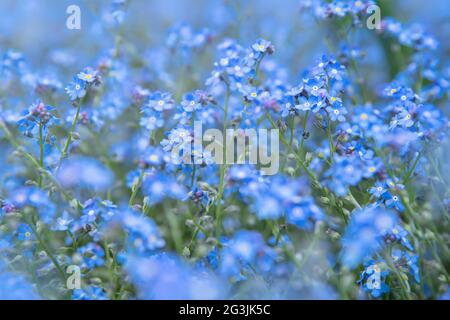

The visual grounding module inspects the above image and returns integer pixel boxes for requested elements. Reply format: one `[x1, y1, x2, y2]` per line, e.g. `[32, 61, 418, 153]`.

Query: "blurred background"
[0, 0, 449, 83]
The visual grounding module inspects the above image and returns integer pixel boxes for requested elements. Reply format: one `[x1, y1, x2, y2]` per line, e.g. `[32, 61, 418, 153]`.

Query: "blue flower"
[326, 104, 348, 122]
[17, 224, 34, 242]
[341, 206, 398, 269]
[8, 187, 56, 224]
[181, 92, 201, 112]
[77, 243, 105, 270]
[72, 286, 108, 300]
[141, 146, 166, 167]
[51, 211, 73, 232]
[325, 155, 364, 196]
[253, 195, 283, 219]
[146, 91, 174, 112]
[126, 253, 227, 299]
[0, 262, 40, 300]
[57, 157, 114, 191]
[216, 231, 275, 281]
[65, 77, 86, 101]
[391, 249, 421, 283]
[383, 193, 405, 212]
[77, 67, 99, 83]
[142, 171, 187, 205]
[140, 108, 164, 131]
[369, 182, 387, 198]
[286, 196, 325, 230]
[252, 39, 274, 55]
[17, 100, 58, 138]
[118, 209, 165, 253]
[388, 225, 413, 251]
[358, 260, 390, 298]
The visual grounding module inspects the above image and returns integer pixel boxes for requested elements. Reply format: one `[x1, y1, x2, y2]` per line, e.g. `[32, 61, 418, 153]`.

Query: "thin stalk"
[215, 86, 230, 245]
[38, 121, 44, 187]
[60, 102, 81, 164]
[29, 222, 67, 282]
[326, 116, 335, 163]
[299, 111, 310, 159]
[128, 168, 145, 206]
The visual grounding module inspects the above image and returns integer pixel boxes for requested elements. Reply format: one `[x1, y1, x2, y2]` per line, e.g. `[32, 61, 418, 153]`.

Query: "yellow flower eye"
[368, 166, 376, 173]
[158, 100, 164, 106]
[258, 45, 265, 50]
[251, 92, 257, 97]
[360, 113, 368, 120]
[25, 232, 31, 238]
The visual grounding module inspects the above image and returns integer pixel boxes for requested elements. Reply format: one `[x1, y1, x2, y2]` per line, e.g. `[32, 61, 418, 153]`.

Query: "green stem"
[128, 168, 145, 206]
[299, 111, 309, 159]
[215, 86, 230, 246]
[348, 189, 362, 210]
[265, 111, 316, 181]
[326, 116, 335, 163]
[38, 121, 44, 187]
[29, 222, 67, 282]
[60, 102, 81, 164]
[1, 119, 78, 205]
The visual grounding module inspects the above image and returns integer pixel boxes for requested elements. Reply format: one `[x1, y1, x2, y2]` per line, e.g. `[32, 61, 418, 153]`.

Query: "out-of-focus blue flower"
[117, 209, 165, 253]
[341, 206, 398, 269]
[140, 108, 164, 131]
[51, 211, 73, 232]
[57, 157, 114, 191]
[72, 286, 108, 300]
[77, 243, 105, 270]
[286, 196, 325, 230]
[0, 262, 40, 300]
[387, 225, 413, 250]
[142, 171, 187, 205]
[7, 187, 56, 224]
[212, 231, 277, 282]
[324, 155, 364, 196]
[391, 249, 421, 284]
[126, 253, 227, 299]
